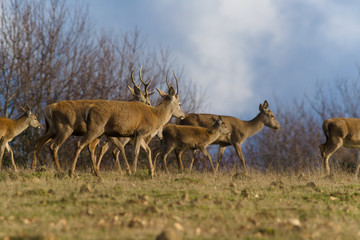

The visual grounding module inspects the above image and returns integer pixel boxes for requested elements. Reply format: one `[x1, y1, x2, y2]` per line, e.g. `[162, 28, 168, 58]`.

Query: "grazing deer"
[179, 101, 280, 174]
[69, 71, 184, 178]
[0, 105, 41, 171]
[154, 116, 230, 173]
[319, 118, 360, 176]
[32, 68, 152, 174]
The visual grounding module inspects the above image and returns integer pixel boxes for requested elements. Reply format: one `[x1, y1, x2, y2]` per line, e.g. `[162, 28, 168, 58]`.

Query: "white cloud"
[89, 0, 360, 116]
[162, 0, 283, 115]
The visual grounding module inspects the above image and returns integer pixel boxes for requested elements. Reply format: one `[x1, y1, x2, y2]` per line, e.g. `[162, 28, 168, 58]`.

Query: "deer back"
[324, 118, 360, 146]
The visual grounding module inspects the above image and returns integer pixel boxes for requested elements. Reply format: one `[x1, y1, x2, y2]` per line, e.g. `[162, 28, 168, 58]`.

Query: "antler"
[173, 71, 179, 95]
[166, 70, 171, 89]
[130, 68, 141, 89]
[139, 66, 153, 96]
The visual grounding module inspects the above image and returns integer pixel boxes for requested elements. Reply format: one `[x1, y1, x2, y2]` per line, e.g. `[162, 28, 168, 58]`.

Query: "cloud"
[154, 0, 283, 115]
[89, 0, 360, 117]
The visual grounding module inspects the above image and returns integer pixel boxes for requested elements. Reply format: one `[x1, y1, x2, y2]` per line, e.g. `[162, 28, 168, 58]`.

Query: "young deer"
[154, 116, 230, 173]
[69, 72, 184, 178]
[0, 105, 41, 171]
[179, 101, 280, 174]
[32, 68, 152, 174]
[319, 118, 360, 176]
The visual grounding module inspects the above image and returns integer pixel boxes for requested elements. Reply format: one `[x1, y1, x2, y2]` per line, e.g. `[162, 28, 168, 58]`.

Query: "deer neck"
[207, 127, 222, 143]
[151, 100, 174, 129]
[246, 112, 265, 137]
[14, 114, 30, 136]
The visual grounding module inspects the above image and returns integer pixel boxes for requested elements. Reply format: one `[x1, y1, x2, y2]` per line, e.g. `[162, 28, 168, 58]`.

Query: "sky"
[85, 0, 360, 118]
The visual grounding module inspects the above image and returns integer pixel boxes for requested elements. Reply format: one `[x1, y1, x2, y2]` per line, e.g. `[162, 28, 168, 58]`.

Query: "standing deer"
[69, 71, 184, 178]
[0, 105, 41, 171]
[179, 100, 280, 174]
[319, 118, 360, 176]
[154, 116, 230, 173]
[32, 68, 152, 174]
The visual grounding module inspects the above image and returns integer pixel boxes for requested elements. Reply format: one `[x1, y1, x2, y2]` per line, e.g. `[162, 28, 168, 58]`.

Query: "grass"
[0, 168, 359, 239]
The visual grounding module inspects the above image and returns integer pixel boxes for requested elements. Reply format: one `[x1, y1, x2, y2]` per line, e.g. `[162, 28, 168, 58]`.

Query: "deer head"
[156, 70, 184, 120]
[20, 105, 41, 128]
[127, 67, 154, 105]
[259, 100, 280, 130]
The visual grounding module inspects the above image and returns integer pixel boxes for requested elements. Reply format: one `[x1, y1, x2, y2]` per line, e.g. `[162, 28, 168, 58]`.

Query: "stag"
[32, 68, 152, 174]
[0, 105, 41, 171]
[179, 101, 280, 174]
[69, 71, 184, 178]
[96, 67, 156, 173]
[154, 116, 230, 173]
[319, 118, 360, 176]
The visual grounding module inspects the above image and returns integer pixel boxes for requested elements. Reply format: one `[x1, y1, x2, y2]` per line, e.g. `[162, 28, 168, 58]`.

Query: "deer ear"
[168, 86, 175, 96]
[20, 105, 31, 116]
[156, 88, 167, 98]
[263, 100, 269, 110]
[127, 86, 136, 96]
[259, 104, 263, 112]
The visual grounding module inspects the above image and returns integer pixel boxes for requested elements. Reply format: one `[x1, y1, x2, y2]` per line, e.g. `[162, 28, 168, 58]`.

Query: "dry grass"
[0, 168, 359, 239]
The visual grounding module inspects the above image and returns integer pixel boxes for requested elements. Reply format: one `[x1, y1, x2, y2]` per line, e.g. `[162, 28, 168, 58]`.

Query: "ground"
[0, 169, 359, 239]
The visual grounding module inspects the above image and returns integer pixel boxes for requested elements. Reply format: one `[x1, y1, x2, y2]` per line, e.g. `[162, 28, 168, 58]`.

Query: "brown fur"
[179, 101, 280, 174]
[319, 117, 360, 176]
[154, 116, 230, 173]
[33, 69, 153, 174]
[69, 86, 184, 178]
[0, 106, 41, 171]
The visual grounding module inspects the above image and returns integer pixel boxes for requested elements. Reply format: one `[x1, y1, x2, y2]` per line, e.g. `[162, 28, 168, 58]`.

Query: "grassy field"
[0, 168, 359, 240]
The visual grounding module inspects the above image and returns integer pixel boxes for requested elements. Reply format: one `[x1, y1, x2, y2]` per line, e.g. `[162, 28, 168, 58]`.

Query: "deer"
[0, 105, 41, 171]
[319, 118, 360, 177]
[68, 71, 185, 178]
[95, 67, 157, 173]
[179, 100, 280, 174]
[32, 68, 153, 175]
[154, 116, 230, 174]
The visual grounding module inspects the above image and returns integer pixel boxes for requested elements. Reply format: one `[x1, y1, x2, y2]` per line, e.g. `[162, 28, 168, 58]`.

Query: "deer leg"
[88, 138, 100, 174]
[162, 147, 174, 174]
[97, 141, 110, 170]
[139, 138, 154, 177]
[6, 143, 16, 172]
[132, 137, 141, 174]
[189, 150, 196, 171]
[70, 131, 102, 178]
[199, 147, 216, 173]
[234, 143, 248, 175]
[32, 132, 53, 170]
[355, 150, 360, 178]
[175, 149, 185, 173]
[319, 138, 342, 175]
[152, 146, 162, 172]
[0, 141, 5, 171]
[215, 146, 226, 173]
[49, 127, 73, 172]
[109, 137, 130, 175]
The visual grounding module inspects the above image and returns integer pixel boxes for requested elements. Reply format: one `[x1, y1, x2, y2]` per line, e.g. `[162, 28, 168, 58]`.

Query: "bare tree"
[0, 0, 205, 170]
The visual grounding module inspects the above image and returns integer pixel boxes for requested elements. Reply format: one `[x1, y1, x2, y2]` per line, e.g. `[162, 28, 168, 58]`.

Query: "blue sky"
[86, 0, 360, 118]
